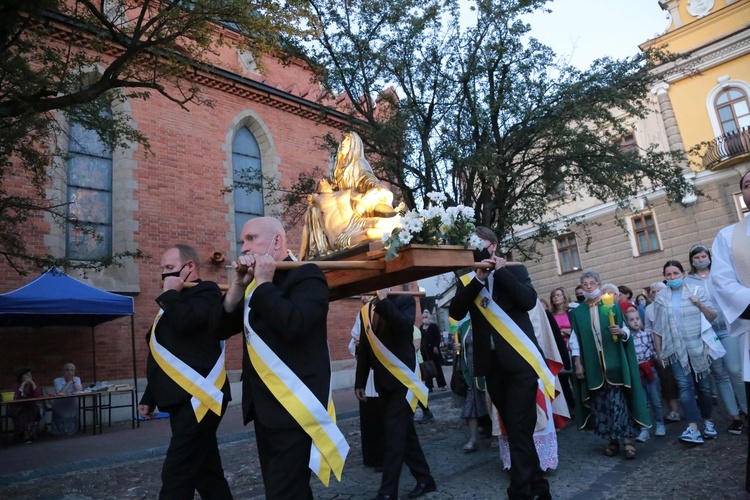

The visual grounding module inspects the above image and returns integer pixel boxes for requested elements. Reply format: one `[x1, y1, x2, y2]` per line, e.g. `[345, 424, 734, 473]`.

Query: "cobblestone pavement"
[1, 396, 746, 499]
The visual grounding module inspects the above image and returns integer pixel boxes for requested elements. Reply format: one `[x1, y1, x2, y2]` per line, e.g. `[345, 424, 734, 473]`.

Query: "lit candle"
[601, 292, 618, 341]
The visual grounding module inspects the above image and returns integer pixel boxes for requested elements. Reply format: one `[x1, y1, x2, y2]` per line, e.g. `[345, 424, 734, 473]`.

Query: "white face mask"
[582, 288, 602, 301]
[265, 234, 278, 260]
[693, 259, 710, 270]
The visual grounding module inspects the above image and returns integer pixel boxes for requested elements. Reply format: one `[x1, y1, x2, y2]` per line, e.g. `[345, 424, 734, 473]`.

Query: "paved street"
[0, 393, 747, 499]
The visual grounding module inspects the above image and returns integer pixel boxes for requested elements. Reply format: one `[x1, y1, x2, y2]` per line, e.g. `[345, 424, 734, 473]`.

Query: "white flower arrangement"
[382, 192, 478, 260]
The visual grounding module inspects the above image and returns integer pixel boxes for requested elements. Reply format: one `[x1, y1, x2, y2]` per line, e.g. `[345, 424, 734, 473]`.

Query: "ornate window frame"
[46, 73, 140, 292]
[222, 110, 280, 257]
[706, 78, 750, 138]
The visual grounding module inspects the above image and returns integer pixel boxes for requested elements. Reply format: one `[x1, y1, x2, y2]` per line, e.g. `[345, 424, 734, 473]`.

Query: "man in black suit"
[138, 244, 232, 499]
[219, 217, 334, 499]
[449, 227, 551, 500]
[355, 289, 436, 500]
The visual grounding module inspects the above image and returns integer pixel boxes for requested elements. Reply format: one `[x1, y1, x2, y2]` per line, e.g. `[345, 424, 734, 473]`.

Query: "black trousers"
[360, 396, 385, 467]
[378, 389, 433, 496]
[485, 361, 550, 500]
[160, 400, 232, 500]
[255, 419, 313, 499]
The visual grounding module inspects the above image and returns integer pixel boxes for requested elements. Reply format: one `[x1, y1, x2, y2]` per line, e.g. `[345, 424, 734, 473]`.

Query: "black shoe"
[407, 479, 437, 498]
[728, 420, 745, 435]
[416, 411, 434, 424]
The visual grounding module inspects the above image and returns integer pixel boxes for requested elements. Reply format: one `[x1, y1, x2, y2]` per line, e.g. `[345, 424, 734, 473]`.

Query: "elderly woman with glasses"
[50, 362, 83, 436]
[569, 270, 651, 459]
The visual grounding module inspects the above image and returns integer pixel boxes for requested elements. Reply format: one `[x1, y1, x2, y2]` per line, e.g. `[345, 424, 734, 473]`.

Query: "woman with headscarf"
[653, 260, 718, 444]
[569, 271, 651, 459]
[684, 244, 746, 435]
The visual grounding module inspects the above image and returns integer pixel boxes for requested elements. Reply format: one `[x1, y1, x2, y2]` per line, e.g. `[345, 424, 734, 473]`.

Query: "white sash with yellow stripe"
[148, 310, 226, 422]
[243, 281, 348, 486]
[360, 304, 429, 411]
[458, 273, 556, 398]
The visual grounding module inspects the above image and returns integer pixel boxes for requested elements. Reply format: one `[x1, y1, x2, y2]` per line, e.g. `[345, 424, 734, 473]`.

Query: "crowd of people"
[46, 170, 741, 498]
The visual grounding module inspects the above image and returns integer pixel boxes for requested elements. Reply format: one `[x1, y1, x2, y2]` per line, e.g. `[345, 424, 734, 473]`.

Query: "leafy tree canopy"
[301, 0, 694, 257]
[0, 0, 305, 273]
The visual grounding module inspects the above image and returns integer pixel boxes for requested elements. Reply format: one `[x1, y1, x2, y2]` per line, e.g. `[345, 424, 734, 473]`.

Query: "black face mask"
[162, 263, 187, 282]
[473, 247, 491, 262]
[576, 294, 585, 303]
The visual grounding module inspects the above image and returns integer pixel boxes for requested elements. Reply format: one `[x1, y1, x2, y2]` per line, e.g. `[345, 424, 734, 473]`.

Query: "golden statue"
[300, 131, 400, 260]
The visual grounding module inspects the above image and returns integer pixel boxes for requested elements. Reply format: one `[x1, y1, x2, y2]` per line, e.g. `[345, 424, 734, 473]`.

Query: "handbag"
[419, 360, 437, 379]
[700, 313, 726, 360]
[450, 354, 468, 397]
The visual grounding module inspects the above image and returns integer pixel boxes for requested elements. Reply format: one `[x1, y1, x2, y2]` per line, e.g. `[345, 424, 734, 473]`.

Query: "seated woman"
[9, 368, 42, 443]
[50, 362, 83, 436]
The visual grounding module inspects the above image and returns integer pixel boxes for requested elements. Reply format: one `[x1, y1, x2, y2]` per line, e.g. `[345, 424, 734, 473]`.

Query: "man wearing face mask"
[138, 244, 233, 499]
[450, 226, 552, 500]
[218, 217, 347, 499]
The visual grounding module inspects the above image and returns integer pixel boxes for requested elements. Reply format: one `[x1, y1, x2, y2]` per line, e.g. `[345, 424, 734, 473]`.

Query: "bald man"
[218, 217, 331, 499]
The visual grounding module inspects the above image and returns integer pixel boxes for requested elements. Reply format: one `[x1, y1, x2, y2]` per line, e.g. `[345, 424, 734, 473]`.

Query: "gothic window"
[715, 88, 750, 135]
[232, 127, 264, 253]
[66, 113, 113, 260]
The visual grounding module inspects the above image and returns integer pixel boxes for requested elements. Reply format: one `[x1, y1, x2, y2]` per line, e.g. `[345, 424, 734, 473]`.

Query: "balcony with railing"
[703, 126, 750, 170]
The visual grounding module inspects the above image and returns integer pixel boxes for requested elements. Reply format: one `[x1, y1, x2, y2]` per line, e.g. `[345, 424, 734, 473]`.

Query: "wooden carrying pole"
[181, 260, 505, 292]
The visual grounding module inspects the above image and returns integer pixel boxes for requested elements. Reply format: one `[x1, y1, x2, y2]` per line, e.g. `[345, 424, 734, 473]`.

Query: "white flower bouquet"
[382, 192, 481, 260]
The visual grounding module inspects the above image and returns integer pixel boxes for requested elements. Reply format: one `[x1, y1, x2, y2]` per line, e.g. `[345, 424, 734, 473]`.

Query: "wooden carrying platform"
[317, 243, 474, 301]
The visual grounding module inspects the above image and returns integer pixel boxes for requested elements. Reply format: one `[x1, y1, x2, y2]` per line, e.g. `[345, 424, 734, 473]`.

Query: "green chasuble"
[571, 302, 651, 430]
[457, 319, 486, 391]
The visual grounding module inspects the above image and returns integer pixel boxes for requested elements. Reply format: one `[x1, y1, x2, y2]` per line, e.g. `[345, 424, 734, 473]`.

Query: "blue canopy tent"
[0, 268, 137, 397]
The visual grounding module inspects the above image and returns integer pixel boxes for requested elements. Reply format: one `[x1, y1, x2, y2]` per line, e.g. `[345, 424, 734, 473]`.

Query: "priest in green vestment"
[569, 271, 651, 459]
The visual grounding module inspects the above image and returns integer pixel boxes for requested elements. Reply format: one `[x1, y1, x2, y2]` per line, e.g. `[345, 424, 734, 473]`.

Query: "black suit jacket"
[449, 265, 539, 377]
[217, 261, 330, 428]
[140, 280, 231, 410]
[355, 295, 417, 394]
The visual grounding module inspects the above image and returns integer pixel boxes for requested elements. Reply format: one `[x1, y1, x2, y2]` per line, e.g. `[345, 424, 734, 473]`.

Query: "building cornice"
[511, 166, 747, 240]
[649, 27, 750, 83]
[40, 9, 357, 131]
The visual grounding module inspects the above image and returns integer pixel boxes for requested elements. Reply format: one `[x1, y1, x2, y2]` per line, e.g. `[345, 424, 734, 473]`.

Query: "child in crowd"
[626, 308, 666, 441]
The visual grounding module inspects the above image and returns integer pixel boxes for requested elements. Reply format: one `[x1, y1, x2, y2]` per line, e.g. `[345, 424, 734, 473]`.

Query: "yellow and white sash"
[360, 304, 429, 411]
[459, 273, 556, 398]
[243, 281, 348, 486]
[148, 310, 226, 422]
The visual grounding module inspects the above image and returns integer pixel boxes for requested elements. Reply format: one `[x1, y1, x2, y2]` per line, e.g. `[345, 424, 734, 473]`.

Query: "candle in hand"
[601, 292, 618, 341]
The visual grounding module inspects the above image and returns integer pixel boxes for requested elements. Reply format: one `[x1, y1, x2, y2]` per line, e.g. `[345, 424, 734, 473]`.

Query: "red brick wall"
[0, 50, 363, 388]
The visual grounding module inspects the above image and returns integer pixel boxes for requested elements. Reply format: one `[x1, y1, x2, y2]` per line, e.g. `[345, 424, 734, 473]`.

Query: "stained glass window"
[232, 127, 264, 255]
[66, 113, 113, 260]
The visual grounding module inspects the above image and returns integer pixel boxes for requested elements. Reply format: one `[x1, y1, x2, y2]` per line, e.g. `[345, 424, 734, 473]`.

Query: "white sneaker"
[680, 426, 705, 444]
[655, 423, 666, 437]
[635, 428, 650, 443]
[703, 421, 718, 439]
